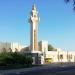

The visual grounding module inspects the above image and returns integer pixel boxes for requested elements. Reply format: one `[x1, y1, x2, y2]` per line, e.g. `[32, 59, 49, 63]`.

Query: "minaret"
[29, 4, 39, 52]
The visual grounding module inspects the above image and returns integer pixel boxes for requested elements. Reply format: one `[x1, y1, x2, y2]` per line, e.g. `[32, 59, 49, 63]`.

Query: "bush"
[0, 52, 33, 69]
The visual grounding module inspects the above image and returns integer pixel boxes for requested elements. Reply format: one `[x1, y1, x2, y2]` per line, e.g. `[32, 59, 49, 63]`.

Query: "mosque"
[28, 4, 75, 64]
[24, 4, 75, 64]
[0, 4, 75, 64]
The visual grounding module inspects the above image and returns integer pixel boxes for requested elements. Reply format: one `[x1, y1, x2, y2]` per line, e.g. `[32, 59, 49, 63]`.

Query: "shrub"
[0, 52, 33, 69]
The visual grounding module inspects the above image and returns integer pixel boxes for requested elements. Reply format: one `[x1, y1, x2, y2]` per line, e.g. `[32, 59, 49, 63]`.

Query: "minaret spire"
[32, 4, 36, 10]
[29, 4, 39, 52]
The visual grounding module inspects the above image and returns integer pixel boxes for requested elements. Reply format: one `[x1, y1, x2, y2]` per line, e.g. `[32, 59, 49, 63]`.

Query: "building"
[38, 40, 48, 52]
[0, 42, 25, 52]
[45, 49, 75, 64]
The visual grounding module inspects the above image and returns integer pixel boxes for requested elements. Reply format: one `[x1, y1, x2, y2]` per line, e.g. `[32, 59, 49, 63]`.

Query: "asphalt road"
[1, 63, 75, 75]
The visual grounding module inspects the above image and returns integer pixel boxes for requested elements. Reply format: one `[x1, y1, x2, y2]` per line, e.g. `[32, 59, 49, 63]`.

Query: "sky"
[0, 0, 75, 51]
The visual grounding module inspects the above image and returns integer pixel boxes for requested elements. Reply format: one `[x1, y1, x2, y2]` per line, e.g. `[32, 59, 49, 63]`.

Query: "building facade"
[0, 42, 25, 52]
[38, 40, 75, 64]
[45, 50, 75, 64]
[38, 40, 48, 52]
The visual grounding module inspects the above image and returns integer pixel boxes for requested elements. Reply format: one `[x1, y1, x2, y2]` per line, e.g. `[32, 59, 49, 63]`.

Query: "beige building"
[45, 49, 75, 63]
[0, 42, 25, 52]
[38, 40, 48, 52]
[38, 40, 75, 64]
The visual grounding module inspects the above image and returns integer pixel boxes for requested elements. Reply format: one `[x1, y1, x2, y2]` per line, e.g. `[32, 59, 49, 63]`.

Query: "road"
[0, 63, 75, 75]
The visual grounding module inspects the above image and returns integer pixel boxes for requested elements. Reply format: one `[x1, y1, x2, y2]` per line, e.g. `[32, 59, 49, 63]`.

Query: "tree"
[48, 44, 55, 51]
[0, 52, 33, 68]
[64, 0, 75, 10]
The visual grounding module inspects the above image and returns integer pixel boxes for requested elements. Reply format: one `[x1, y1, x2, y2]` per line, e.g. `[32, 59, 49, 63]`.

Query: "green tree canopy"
[0, 52, 33, 67]
[48, 44, 55, 51]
